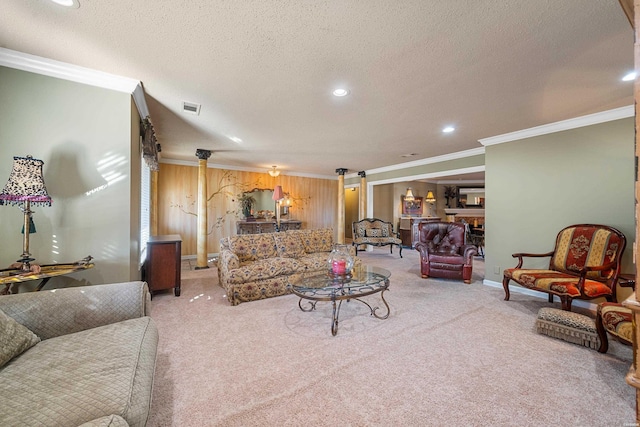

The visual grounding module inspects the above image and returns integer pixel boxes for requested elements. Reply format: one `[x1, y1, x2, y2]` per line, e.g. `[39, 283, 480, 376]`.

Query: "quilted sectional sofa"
[0, 281, 157, 427]
[218, 228, 357, 305]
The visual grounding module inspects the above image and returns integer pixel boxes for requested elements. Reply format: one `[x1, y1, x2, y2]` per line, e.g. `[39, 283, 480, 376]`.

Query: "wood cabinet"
[236, 220, 302, 234]
[143, 234, 181, 297]
[399, 217, 440, 248]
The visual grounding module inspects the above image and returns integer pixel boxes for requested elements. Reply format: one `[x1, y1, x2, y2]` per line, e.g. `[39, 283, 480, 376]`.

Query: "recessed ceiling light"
[50, 0, 80, 8]
[622, 71, 636, 82]
[229, 136, 242, 143]
[333, 88, 350, 97]
[442, 126, 455, 133]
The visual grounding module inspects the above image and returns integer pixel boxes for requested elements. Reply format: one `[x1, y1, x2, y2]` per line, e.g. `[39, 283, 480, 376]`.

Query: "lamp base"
[15, 256, 35, 272]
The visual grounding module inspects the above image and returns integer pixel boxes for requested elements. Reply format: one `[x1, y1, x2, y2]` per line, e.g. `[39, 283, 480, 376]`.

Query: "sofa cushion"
[273, 233, 305, 258]
[298, 252, 331, 271]
[0, 316, 158, 427]
[0, 308, 40, 368]
[297, 228, 334, 253]
[226, 257, 305, 284]
[227, 234, 277, 262]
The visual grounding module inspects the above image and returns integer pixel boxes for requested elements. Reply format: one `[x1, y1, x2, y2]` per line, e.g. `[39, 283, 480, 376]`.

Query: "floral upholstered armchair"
[503, 224, 626, 312]
[351, 218, 403, 258]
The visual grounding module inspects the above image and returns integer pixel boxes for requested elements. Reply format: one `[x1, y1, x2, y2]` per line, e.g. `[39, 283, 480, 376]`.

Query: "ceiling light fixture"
[268, 166, 280, 177]
[622, 71, 636, 81]
[50, 0, 80, 8]
[229, 136, 242, 143]
[333, 88, 350, 97]
[442, 126, 455, 133]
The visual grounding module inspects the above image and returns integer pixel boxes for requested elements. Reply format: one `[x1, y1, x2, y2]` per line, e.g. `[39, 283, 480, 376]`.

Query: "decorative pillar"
[195, 149, 211, 269]
[358, 171, 367, 220]
[336, 168, 348, 244]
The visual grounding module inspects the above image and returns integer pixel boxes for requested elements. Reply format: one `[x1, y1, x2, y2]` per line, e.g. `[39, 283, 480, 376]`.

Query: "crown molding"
[159, 158, 337, 180]
[0, 47, 149, 118]
[369, 165, 485, 186]
[345, 146, 485, 179]
[479, 105, 634, 146]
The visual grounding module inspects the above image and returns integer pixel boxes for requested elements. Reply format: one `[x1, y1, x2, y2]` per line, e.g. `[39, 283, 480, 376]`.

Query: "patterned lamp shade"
[0, 155, 52, 207]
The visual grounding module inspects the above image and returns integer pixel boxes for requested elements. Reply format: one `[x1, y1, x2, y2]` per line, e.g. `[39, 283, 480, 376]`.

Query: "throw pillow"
[365, 228, 382, 237]
[272, 233, 305, 258]
[0, 308, 40, 368]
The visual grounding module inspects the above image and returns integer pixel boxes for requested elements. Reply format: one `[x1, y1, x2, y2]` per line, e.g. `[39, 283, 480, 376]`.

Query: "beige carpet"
[148, 248, 635, 426]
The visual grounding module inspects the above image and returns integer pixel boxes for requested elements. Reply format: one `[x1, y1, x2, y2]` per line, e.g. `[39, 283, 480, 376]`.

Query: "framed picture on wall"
[401, 196, 423, 216]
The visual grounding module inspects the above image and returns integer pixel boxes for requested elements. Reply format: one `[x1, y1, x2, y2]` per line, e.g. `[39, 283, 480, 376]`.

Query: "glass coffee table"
[289, 265, 391, 336]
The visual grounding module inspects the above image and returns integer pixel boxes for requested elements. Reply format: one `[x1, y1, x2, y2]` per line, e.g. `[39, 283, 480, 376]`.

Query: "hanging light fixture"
[425, 191, 436, 203]
[405, 188, 415, 201]
[268, 166, 280, 177]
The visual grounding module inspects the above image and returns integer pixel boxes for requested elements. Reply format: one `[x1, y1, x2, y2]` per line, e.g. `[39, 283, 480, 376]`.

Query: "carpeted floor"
[147, 248, 635, 426]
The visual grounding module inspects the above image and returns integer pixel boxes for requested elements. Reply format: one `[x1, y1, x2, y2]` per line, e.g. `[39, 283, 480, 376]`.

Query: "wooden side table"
[143, 235, 181, 297]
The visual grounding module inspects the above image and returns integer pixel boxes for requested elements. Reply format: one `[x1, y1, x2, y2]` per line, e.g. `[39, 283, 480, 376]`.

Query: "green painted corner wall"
[0, 66, 142, 290]
[485, 117, 635, 301]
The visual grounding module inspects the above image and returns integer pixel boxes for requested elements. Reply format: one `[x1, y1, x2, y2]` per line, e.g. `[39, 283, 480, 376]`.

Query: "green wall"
[485, 117, 635, 301]
[0, 66, 142, 290]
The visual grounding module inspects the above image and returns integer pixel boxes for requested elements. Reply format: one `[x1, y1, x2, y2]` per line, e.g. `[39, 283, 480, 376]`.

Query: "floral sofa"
[218, 228, 357, 305]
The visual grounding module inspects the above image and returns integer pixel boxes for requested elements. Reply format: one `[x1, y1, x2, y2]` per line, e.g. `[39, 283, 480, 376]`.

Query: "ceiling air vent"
[182, 101, 201, 115]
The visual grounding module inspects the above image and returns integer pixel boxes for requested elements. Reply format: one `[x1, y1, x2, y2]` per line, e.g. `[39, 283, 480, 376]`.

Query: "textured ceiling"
[0, 1, 633, 179]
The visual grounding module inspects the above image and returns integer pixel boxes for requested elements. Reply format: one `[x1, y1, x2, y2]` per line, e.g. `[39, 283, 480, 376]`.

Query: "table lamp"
[0, 155, 52, 271]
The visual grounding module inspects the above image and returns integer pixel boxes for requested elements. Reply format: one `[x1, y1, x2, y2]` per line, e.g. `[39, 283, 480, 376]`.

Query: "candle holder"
[327, 243, 354, 279]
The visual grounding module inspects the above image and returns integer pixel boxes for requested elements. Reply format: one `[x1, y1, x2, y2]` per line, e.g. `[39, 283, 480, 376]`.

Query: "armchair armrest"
[568, 260, 617, 274]
[415, 242, 431, 259]
[511, 251, 554, 268]
[219, 249, 240, 273]
[462, 244, 478, 262]
[0, 281, 150, 340]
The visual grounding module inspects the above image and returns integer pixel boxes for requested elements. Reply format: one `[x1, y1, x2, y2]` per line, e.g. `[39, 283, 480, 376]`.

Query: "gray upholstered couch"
[0, 281, 158, 427]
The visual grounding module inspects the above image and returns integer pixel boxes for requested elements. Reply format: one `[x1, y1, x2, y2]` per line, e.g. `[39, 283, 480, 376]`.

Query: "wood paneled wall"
[157, 163, 339, 255]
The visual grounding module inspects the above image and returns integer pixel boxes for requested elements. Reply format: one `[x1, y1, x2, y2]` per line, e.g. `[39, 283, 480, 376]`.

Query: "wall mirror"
[241, 188, 276, 219]
[457, 187, 485, 208]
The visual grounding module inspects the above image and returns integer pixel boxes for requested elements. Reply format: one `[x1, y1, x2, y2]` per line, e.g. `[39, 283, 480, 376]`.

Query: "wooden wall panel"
[157, 163, 338, 255]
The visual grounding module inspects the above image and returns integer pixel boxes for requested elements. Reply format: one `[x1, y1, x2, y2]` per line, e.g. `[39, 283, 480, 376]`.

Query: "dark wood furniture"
[143, 234, 181, 297]
[399, 217, 440, 248]
[236, 219, 301, 234]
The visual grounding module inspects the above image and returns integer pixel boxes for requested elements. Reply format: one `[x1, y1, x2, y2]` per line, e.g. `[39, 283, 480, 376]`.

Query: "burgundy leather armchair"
[415, 222, 477, 284]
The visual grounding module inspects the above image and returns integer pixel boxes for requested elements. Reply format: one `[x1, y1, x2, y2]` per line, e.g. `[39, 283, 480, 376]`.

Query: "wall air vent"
[182, 101, 201, 115]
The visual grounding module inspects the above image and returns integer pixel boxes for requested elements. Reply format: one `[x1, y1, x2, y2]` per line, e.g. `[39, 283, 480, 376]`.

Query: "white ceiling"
[0, 1, 634, 179]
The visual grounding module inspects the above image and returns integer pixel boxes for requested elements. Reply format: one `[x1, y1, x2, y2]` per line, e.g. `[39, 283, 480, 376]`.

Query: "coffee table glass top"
[289, 265, 391, 299]
[289, 265, 391, 336]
